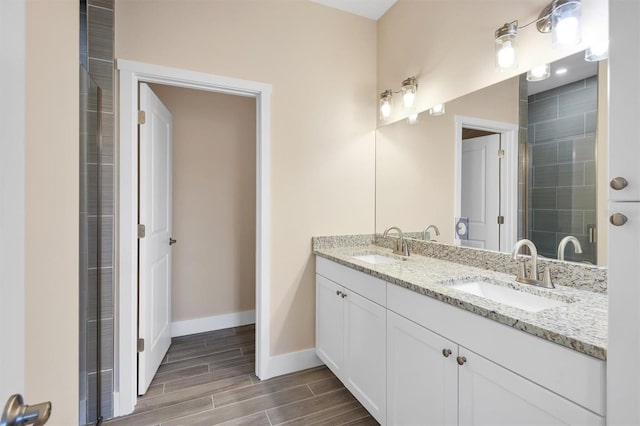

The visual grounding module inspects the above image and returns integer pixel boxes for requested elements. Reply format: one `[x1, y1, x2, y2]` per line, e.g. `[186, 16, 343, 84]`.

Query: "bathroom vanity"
[314, 237, 607, 426]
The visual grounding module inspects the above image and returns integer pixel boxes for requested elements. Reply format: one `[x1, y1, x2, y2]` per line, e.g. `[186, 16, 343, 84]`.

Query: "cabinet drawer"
[387, 283, 606, 415]
[316, 256, 386, 306]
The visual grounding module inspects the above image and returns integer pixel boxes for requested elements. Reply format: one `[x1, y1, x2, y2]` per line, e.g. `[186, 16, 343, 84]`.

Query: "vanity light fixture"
[428, 104, 446, 116]
[401, 77, 418, 109]
[407, 113, 419, 124]
[526, 63, 551, 81]
[379, 76, 420, 120]
[379, 90, 393, 120]
[585, 40, 609, 62]
[495, 21, 518, 71]
[494, 0, 582, 72]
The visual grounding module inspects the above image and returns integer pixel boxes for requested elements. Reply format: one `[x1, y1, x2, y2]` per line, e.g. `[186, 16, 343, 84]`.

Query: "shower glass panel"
[527, 75, 598, 264]
[80, 65, 103, 426]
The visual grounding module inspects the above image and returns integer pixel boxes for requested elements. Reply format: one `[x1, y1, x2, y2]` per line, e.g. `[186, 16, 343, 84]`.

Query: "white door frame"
[0, 0, 26, 403]
[116, 59, 272, 416]
[454, 115, 518, 251]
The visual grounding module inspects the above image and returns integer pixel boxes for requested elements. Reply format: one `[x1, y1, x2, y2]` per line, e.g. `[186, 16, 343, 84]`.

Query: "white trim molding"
[116, 59, 272, 416]
[454, 115, 519, 252]
[266, 349, 323, 378]
[171, 311, 256, 338]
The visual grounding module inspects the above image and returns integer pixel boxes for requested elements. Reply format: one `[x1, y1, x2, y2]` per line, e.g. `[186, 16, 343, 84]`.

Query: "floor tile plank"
[265, 388, 356, 425]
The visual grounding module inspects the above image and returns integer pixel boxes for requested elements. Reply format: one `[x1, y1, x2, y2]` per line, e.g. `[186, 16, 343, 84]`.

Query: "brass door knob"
[442, 348, 452, 358]
[610, 177, 629, 190]
[610, 213, 628, 227]
[456, 356, 467, 366]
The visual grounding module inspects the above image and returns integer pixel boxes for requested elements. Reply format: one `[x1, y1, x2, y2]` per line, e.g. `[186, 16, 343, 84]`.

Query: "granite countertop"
[314, 245, 608, 360]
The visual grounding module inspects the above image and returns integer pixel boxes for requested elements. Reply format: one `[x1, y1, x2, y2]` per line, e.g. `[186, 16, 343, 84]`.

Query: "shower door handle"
[1, 394, 51, 426]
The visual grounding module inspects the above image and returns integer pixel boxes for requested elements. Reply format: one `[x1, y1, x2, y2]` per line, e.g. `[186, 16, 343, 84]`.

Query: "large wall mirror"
[376, 50, 608, 266]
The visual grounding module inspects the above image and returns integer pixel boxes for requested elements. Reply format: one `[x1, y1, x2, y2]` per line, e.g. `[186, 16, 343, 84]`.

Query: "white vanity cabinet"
[316, 256, 606, 426]
[315, 258, 387, 424]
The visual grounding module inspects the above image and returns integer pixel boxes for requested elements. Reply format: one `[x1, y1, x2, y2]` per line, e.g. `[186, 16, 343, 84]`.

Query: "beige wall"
[25, 0, 79, 424]
[377, 0, 608, 124]
[116, 1, 377, 355]
[149, 84, 257, 322]
[376, 77, 519, 240]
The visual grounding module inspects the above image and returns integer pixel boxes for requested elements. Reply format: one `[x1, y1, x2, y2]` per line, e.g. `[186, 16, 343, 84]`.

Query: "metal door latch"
[1, 394, 51, 426]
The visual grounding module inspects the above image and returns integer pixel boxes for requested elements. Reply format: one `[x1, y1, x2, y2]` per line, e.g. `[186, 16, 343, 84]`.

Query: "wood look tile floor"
[106, 325, 378, 426]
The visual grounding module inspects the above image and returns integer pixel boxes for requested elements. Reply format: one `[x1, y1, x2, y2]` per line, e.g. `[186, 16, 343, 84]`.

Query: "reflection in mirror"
[375, 50, 607, 266]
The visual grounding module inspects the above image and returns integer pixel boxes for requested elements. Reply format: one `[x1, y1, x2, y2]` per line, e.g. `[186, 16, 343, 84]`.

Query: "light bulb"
[429, 104, 445, 116]
[380, 101, 391, 118]
[497, 41, 516, 69]
[403, 91, 415, 108]
[527, 64, 551, 81]
[555, 17, 579, 45]
[407, 113, 419, 124]
[585, 40, 608, 62]
[552, 0, 581, 49]
[555, 67, 568, 75]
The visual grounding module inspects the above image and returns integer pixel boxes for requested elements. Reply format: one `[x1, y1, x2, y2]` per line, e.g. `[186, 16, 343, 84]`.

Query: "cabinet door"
[387, 311, 458, 426]
[608, 202, 640, 424]
[344, 289, 386, 424]
[458, 349, 604, 426]
[315, 275, 345, 375]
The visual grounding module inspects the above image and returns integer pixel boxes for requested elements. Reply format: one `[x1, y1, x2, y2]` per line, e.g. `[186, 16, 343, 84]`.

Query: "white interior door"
[461, 134, 501, 250]
[138, 83, 173, 395]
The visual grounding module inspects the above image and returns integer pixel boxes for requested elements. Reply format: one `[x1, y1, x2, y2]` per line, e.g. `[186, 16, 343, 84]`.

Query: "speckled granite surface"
[311, 234, 375, 250]
[313, 244, 608, 360]
[375, 235, 608, 294]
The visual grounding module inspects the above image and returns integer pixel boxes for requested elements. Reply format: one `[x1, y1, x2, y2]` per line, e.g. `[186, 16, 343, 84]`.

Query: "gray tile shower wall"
[84, 0, 115, 421]
[528, 76, 598, 263]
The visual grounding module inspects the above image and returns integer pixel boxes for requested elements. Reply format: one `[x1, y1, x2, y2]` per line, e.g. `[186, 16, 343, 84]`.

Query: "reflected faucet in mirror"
[512, 239, 554, 289]
[383, 226, 410, 256]
[557, 236, 583, 261]
[423, 225, 440, 241]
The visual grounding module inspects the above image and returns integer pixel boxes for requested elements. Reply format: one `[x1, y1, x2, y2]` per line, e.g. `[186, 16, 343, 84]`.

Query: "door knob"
[456, 356, 467, 366]
[610, 213, 628, 226]
[1, 394, 51, 426]
[169, 238, 177, 246]
[610, 177, 629, 190]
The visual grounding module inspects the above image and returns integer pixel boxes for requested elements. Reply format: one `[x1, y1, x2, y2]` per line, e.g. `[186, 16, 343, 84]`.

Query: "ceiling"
[309, 0, 397, 20]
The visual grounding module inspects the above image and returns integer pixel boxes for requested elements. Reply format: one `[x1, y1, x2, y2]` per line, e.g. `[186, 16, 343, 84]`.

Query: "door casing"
[116, 60, 272, 416]
[454, 115, 518, 251]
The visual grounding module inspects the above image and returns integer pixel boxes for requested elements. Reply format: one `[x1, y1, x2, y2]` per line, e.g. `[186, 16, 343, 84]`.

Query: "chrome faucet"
[423, 224, 440, 241]
[512, 239, 554, 288]
[557, 236, 583, 261]
[383, 226, 409, 256]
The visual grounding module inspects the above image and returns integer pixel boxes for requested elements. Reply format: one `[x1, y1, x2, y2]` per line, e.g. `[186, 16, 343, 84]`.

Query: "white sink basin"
[352, 254, 400, 265]
[451, 281, 567, 313]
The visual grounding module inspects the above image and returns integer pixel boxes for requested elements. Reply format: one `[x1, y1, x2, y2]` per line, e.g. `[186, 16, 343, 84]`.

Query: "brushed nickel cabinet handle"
[341, 293, 347, 298]
[336, 290, 342, 296]
[610, 213, 628, 226]
[457, 356, 467, 366]
[442, 348, 452, 358]
[610, 177, 629, 190]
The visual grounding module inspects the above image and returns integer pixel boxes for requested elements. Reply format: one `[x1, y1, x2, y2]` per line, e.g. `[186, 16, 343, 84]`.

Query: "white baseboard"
[171, 310, 256, 337]
[264, 348, 324, 379]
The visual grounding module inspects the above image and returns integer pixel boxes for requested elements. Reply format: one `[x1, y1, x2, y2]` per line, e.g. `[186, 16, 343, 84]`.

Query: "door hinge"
[498, 149, 505, 159]
[138, 110, 146, 125]
[497, 215, 505, 225]
[137, 338, 145, 353]
[138, 224, 146, 239]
